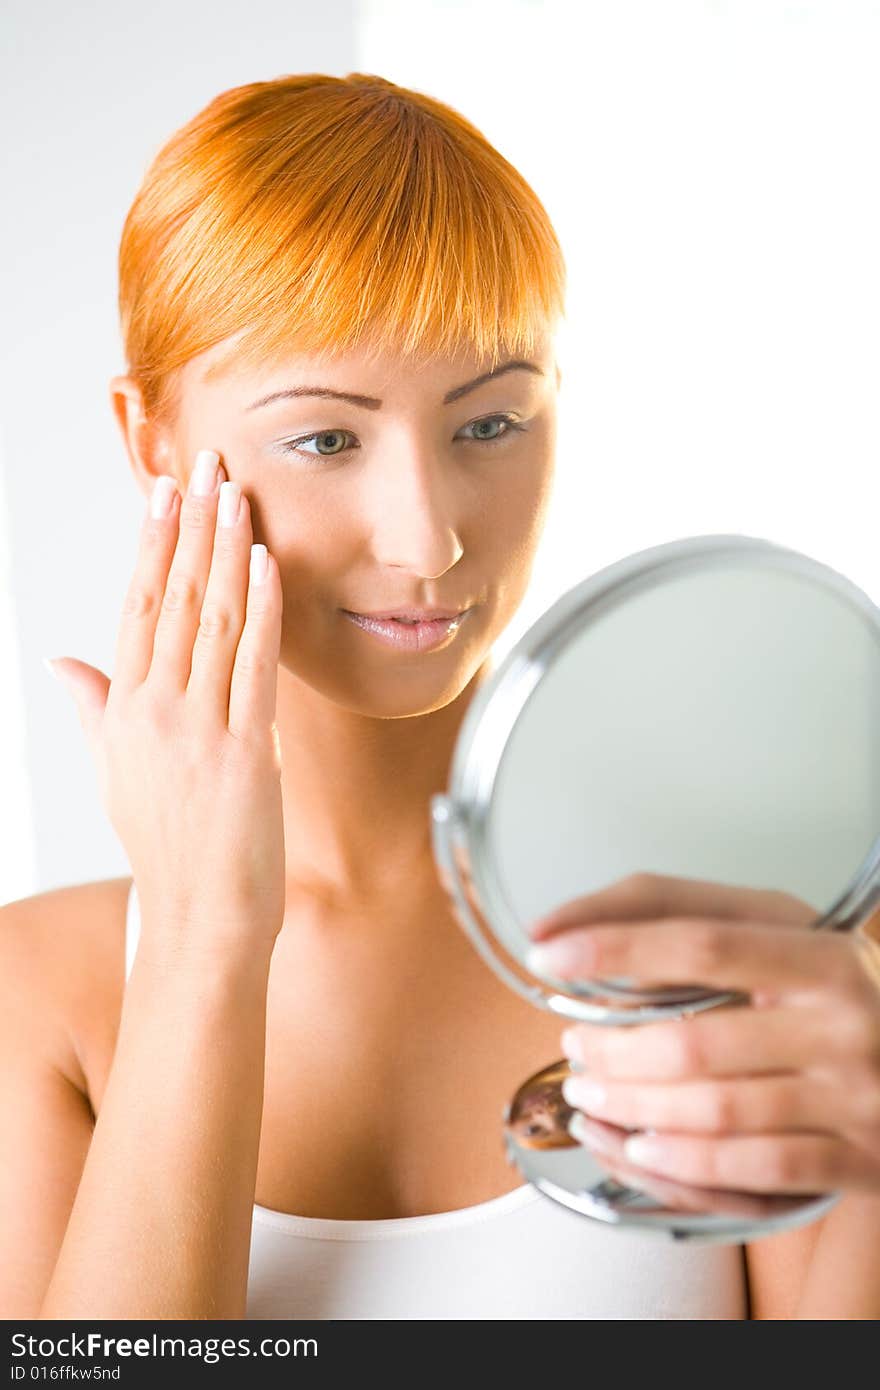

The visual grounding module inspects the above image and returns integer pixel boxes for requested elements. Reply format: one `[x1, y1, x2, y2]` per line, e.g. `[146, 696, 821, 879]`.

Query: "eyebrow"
[244, 359, 545, 412]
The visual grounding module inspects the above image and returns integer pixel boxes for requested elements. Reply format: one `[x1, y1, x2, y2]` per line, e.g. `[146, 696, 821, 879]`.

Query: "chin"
[278, 624, 493, 721]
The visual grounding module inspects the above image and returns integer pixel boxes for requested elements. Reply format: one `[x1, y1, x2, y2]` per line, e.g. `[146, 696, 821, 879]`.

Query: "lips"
[344, 608, 467, 623]
[341, 607, 472, 651]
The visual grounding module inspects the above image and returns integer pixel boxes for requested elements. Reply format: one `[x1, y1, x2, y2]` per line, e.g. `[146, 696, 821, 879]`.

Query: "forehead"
[182, 327, 559, 403]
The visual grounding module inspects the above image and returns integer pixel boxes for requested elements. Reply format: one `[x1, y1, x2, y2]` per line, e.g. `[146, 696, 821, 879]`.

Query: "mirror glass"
[485, 560, 880, 986]
[432, 539, 880, 1239]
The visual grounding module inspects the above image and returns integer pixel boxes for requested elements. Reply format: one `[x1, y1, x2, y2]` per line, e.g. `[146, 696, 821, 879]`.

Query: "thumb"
[43, 655, 111, 756]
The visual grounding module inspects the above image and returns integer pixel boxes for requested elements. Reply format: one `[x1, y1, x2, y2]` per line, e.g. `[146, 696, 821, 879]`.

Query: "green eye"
[469, 419, 502, 440]
[460, 415, 527, 445]
[282, 429, 353, 457]
[277, 414, 527, 461]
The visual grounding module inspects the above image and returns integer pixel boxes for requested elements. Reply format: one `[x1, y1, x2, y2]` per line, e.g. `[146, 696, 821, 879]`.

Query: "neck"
[275, 656, 495, 915]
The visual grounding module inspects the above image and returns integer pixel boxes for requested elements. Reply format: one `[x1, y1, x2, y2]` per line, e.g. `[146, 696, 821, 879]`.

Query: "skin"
[102, 332, 880, 1314]
[110, 331, 561, 971]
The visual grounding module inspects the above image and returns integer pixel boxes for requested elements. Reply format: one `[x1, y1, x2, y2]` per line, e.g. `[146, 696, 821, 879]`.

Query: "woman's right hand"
[48, 448, 286, 963]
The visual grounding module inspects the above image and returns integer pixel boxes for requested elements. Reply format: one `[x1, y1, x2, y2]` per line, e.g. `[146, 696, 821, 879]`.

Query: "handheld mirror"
[430, 534, 880, 1243]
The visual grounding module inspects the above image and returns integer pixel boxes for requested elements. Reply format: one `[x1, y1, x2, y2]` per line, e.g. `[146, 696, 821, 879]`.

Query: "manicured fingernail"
[567, 1111, 589, 1142]
[42, 655, 62, 682]
[190, 449, 220, 495]
[568, 1113, 615, 1154]
[562, 1075, 606, 1111]
[525, 940, 578, 976]
[623, 1135, 665, 1167]
[150, 474, 178, 519]
[250, 543, 268, 585]
[218, 480, 242, 527]
[560, 1027, 581, 1058]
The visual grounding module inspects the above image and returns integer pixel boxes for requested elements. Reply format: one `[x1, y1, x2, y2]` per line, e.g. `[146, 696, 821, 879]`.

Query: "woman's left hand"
[525, 873, 880, 1197]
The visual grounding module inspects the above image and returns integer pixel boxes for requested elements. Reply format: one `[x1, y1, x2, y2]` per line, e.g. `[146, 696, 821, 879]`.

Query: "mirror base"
[503, 1060, 839, 1244]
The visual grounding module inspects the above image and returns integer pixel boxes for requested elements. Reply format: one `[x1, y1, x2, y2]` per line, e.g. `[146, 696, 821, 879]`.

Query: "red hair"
[117, 72, 567, 426]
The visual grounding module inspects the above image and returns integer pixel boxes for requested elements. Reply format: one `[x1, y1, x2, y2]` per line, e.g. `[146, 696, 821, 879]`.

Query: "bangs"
[118, 74, 566, 421]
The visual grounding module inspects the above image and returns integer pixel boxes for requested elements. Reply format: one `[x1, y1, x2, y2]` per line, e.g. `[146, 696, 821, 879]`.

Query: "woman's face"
[145, 333, 560, 717]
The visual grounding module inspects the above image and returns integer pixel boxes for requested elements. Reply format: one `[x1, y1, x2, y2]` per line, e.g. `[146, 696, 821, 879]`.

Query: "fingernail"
[218, 480, 242, 527]
[568, 1113, 616, 1154]
[622, 1135, 664, 1167]
[190, 449, 220, 496]
[525, 941, 578, 976]
[562, 1075, 606, 1111]
[42, 655, 63, 682]
[150, 475, 178, 519]
[250, 543, 268, 585]
[560, 1026, 581, 1059]
[567, 1111, 589, 1143]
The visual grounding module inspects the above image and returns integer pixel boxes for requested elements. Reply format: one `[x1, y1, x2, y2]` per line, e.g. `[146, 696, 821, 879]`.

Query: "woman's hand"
[525, 872, 880, 1198]
[48, 449, 286, 962]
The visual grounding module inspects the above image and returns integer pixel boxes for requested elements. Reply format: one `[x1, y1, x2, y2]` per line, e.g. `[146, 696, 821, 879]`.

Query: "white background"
[2, 0, 878, 903]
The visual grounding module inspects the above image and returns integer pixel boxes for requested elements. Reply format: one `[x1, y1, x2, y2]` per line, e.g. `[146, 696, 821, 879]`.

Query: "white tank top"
[123, 880, 749, 1319]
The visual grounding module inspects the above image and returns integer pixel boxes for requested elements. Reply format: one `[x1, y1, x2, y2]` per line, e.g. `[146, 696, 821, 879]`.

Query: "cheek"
[266, 513, 362, 624]
[480, 457, 555, 561]
[257, 482, 353, 566]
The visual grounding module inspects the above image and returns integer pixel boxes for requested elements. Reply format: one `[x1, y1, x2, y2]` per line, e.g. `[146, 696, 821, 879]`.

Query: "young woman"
[2, 73, 879, 1321]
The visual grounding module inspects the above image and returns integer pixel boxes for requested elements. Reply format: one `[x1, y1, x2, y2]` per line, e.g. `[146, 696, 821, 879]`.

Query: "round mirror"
[431, 534, 880, 1243]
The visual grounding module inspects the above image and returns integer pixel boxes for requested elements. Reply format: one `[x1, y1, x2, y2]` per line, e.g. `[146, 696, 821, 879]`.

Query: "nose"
[368, 445, 465, 578]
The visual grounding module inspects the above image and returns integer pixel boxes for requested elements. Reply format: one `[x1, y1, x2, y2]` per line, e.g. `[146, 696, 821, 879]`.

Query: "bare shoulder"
[0, 876, 133, 1112]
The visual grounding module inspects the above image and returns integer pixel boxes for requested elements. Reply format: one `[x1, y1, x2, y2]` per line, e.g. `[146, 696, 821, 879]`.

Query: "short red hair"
[117, 72, 567, 426]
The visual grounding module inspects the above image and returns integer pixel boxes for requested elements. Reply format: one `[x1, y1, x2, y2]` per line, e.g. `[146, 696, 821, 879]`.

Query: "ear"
[108, 374, 176, 501]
